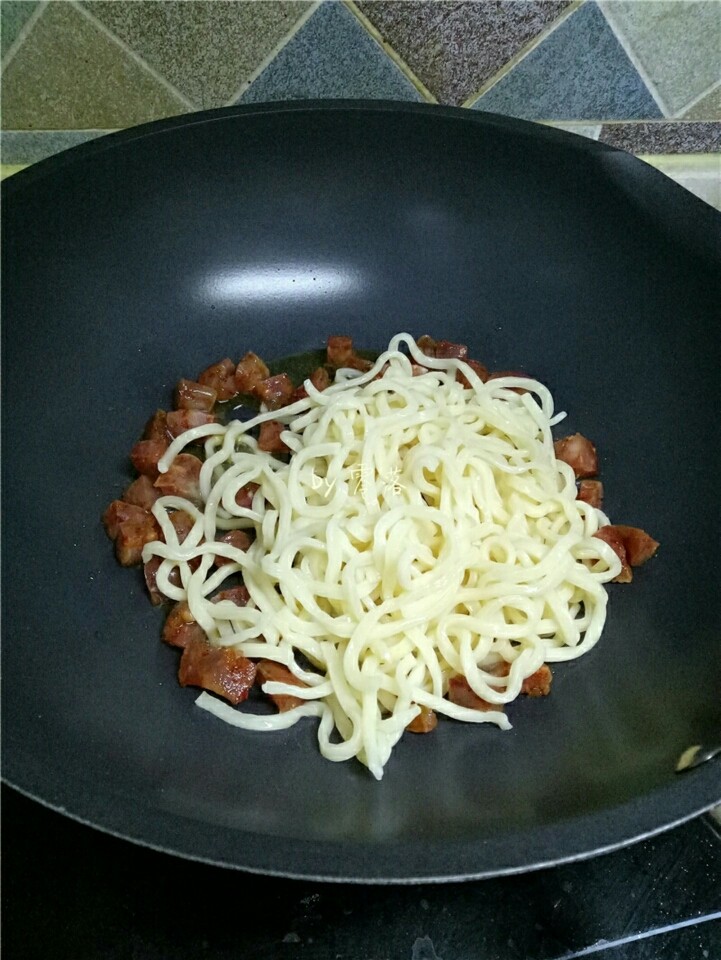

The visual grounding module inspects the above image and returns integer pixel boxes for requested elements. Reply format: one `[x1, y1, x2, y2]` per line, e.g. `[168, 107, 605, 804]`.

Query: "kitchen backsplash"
[2, 0, 720, 165]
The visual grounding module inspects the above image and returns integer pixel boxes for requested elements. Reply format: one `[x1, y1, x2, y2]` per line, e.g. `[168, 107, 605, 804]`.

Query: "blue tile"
[471, 2, 662, 121]
[238, 1, 423, 104]
[0, 130, 111, 164]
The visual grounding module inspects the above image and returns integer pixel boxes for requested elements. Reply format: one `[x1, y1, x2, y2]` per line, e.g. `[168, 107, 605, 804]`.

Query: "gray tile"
[1, 1, 188, 130]
[1, 0, 38, 59]
[0, 129, 112, 163]
[238, 2, 423, 104]
[599, 121, 721, 154]
[600, 1, 721, 116]
[83, 1, 313, 109]
[357, 0, 571, 106]
[472, 1, 662, 121]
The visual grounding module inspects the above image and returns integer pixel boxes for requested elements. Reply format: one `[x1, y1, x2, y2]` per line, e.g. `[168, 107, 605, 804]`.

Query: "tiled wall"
[2, 0, 720, 165]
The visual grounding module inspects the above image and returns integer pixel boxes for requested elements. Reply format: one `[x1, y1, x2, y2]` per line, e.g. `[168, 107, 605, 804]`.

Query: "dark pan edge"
[4, 766, 719, 883]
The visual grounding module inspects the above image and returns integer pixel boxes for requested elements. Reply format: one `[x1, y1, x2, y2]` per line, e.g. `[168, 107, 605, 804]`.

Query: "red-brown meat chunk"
[179, 637, 256, 705]
[143, 555, 181, 606]
[214, 530, 252, 565]
[130, 439, 169, 480]
[162, 601, 206, 648]
[521, 664, 553, 697]
[198, 358, 237, 402]
[417, 337, 467, 361]
[258, 420, 289, 453]
[292, 366, 331, 401]
[554, 433, 598, 478]
[166, 410, 216, 439]
[154, 453, 203, 505]
[594, 525, 633, 582]
[326, 336, 372, 371]
[103, 500, 149, 540]
[175, 378, 217, 412]
[122, 475, 160, 510]
[457, 359, 489, 387]
[327, 335, 353, 366]
[577, 479, 604, 509]
[256, 659, 309, 712]
[406, 706, 438, 733]
[114, 512, 160, 567]
[143, 410, 170, 442]
[255, 373, 295, 410]
[447, 675, 502, 712]
[235, 482, 260, 509]
[235, 352, 270, 394]
[211, 586, 250, 607]
[612, 525, 659, 567]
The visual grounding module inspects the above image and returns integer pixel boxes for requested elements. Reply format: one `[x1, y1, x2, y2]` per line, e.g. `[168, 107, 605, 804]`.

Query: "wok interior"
[3, 106, 719, 873]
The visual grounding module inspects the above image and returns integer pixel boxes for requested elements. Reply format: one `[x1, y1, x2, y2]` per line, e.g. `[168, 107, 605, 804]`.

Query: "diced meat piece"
[457, 359, 489, 387]
[166, 410, 216, 439]
[143, 555, 180, 606]
[434, 339, 468, 359]
[235, 482, 260, 509]
[131, 439, 169, 480]
[143, 410, 170, 442]
[292, 366, 331, 401]
[235, 352, 269, 394]
[175, 378, 217, 412]
[554, 433, 598, 479]
[258, 420, 289, 453]
[114, 513, 161, 567]
[406, 706, 438, 733]
[447, 675, 502, 712]
[102, 500, 149, 540]
[256, 659, 308, 712]
[577, 480, 604, 509]
[594, 525, 633, 583]
[122, 475, 160, 510]
[344, 354, 373, 372]
[169, 509, 196, 544]
[178, 636, 256, 705]
[521, 665, 553, 697]
[211, 586, 250, 606]
[410, 364, 426, 377]
[214, 530, 252, 565]
[309, 366, 331, 391]
[154, 453, 203, 505]
[326, 336, 372, 372]
[162, 601, 205, 649]
[198, 358, 237, 402]
[608, 525, 659, 568]
[255, 373, 295, 410]
[417, 335, 437, 357]
[327, 335, 354, 366]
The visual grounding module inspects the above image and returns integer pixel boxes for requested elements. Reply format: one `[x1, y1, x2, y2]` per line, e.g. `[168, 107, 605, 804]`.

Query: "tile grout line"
[70, 0, 198, 111]
[224, 1, 323, 106]
[1, 0, 48, 72]
[597, 2, 671, 117]
[678, 75, 721, 120]
[554, 911, 721, 960]
[462, 0, 586, 109]
[344, 0, 437, 104]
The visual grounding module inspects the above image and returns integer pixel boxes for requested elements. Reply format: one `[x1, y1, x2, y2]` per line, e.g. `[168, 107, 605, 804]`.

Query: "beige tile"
[2, 1, 188, 130]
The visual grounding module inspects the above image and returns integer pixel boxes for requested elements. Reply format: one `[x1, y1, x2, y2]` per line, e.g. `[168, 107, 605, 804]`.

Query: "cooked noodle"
[143, 333, 621, 779]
